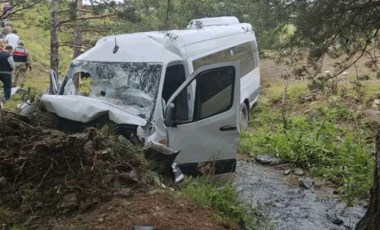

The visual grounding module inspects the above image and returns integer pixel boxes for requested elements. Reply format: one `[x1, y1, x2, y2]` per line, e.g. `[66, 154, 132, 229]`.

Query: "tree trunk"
[73, 0, 82, 59]
[50, 0, 59, 74]
[356, 129, 380, 229]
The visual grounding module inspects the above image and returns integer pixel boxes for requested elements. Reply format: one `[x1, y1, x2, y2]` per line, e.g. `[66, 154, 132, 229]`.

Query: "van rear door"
[165, 62, 240, 175]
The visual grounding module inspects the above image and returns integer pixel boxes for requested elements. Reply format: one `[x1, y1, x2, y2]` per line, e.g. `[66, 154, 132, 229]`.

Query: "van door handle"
[220, 126, 237, 131]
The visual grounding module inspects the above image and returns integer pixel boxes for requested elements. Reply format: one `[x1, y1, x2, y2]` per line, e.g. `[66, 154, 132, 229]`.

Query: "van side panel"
[241, 67, 260, 108]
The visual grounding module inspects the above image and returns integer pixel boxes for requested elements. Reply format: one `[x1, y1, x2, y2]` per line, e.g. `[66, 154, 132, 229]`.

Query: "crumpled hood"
[40, 95, 147, 126]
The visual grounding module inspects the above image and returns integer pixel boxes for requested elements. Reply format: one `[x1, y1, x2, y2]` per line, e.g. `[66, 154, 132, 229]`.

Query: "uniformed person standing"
[13, 41, 31, 87]
[0, 45, 14, 101]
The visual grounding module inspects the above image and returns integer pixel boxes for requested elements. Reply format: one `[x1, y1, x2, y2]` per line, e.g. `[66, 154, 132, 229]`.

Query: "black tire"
[240, 103, 249, 130]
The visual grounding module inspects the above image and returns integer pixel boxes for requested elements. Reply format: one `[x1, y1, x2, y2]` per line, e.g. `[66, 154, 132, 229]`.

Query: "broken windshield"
[62, 60, 162, 120]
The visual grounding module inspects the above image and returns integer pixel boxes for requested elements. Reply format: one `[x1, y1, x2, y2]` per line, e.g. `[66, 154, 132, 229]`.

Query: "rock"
[332, 218, 344, 226]
[374, 99, 380, 105]
[293, 168, 305, 176]
[299, 177, 314, 189]
[275, 163, 292, 170]
[132, 227, 155, 230]
[255, 155, 282, 166]
[128, 170, 139, 182]
[284, 169, 292, 175]
[327, 210, 345, 226]
[372, 103, 379, 109]
[148, 189, 161, 195]
[313, 179, 324, 188]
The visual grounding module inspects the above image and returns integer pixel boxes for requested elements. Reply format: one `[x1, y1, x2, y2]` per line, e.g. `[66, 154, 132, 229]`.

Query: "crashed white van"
[42, 16, 260, 175]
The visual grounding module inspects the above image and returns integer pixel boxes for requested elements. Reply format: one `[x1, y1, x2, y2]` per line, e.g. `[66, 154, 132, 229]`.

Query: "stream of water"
[234, 160, 366, 230]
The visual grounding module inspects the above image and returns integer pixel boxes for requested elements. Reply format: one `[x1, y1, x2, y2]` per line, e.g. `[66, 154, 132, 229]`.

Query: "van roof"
[76, 19, 255, 64]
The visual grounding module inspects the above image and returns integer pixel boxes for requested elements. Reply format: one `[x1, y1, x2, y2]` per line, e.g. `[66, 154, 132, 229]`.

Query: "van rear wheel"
[240, 103, 249, 130]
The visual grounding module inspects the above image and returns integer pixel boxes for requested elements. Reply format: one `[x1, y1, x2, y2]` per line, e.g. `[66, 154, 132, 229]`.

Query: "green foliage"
[180, 177, 259, 229]
[241, 101, 374, 201]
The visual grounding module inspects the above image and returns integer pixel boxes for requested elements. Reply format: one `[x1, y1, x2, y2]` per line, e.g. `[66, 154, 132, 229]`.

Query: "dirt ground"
[259, 52, 380, 121]
[260, 52, 379, 80]
[50, 192, 237, 230]
[0, 110, 237, 230]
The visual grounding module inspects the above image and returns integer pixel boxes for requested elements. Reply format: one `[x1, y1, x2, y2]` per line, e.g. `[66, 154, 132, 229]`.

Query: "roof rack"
[186, 16, 240, 29]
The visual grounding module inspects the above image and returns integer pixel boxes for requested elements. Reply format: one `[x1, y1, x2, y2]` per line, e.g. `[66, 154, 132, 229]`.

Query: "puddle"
[234, 161, 366, 230]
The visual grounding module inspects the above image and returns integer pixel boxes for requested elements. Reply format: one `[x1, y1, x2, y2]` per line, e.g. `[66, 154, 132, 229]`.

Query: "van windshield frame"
[60, 60, 163, 120]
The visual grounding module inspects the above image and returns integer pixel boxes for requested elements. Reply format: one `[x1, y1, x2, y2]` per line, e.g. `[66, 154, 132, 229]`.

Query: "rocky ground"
[235, 157, 366, 230]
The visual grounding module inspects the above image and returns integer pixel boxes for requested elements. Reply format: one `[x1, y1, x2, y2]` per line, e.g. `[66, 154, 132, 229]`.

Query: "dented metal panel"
[41, 95, 147, 126]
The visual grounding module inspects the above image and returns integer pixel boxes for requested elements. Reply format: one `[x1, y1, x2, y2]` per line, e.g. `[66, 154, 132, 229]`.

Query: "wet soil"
[235, 160, 366, 230]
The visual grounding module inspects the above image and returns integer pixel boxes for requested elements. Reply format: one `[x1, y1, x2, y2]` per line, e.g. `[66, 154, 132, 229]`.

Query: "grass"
[240, 76, 377, 202]
[179, 176, 273, 230]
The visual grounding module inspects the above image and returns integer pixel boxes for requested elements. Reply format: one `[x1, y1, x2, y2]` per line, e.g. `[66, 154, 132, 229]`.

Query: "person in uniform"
[0, 45, 15, 101]
[12, 41, 31, 87]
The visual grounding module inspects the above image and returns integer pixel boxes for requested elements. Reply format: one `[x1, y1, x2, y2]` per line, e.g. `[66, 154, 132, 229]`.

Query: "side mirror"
[49, 69, 59, 95]
[165, 103, 177, 127]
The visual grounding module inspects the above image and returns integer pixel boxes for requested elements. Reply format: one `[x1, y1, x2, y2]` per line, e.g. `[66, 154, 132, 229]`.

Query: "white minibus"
[42, 16, 260, 175]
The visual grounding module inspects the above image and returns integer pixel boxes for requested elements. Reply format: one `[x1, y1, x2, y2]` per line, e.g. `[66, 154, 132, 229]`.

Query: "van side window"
[252, 41, 260, 68]
[163, 64, 188, 120]
[193, 42, 255, 77]
[194, 67, 235, 120]
[64, 71, 92, 96]
[175, 66, 235, 123]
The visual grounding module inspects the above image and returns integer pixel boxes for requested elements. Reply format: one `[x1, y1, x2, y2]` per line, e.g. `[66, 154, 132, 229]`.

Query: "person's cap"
[5, 45, 12, 50]
[18, 40, 24, 46]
